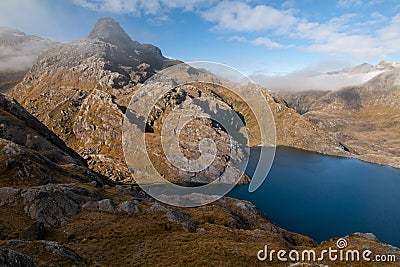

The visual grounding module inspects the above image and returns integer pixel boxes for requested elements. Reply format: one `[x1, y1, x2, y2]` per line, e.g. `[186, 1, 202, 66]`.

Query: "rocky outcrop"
[0, 93, 110, 187]
[19, 221, 45, 241]
[0, 94, 84, 165]
[117, 199, 142, 214]
[1, 240, 85, 266]
[21, 184, 98, 226]
[0, 248, 37, 267]
[1, 179, 399, 266]
[0, 184, 99, 226]
[97, 199, 116, 213]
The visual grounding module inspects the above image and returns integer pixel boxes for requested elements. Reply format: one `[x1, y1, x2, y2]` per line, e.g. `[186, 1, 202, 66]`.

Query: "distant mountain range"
[0, 26, 57, 92]
[0, 26, 57, 72]
[1, 18, 398, 169]
[8, 17, 351, 181]
[253, 60, 400, 92]
[327, 60, 400, 75]
[283, 67, 400, 167]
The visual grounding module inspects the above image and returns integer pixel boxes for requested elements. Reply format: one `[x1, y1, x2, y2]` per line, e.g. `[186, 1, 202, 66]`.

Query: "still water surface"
[228, 146, 400, 247]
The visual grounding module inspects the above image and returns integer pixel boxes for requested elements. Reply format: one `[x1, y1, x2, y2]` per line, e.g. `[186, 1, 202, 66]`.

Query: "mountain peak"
[376, 60, 400, 69]
[88, 17, 132, 45]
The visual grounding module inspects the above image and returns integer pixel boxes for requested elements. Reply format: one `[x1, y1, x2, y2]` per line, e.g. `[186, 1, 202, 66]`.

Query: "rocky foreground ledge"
[0, 182, 399, 266]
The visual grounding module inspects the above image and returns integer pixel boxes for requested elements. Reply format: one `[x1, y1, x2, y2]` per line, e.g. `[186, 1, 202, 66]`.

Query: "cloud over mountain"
[251, 61, 399, 92]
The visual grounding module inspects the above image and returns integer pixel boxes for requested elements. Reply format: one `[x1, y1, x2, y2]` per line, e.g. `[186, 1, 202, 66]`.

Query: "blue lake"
[228, 146, 400, 247]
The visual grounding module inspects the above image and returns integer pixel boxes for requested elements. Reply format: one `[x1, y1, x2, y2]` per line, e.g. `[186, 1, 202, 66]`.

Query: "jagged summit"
[88, 17, 133, 47]
[19, 17, 180, 91]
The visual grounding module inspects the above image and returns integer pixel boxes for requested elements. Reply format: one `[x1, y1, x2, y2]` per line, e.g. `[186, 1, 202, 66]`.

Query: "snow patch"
[12, 33, 25, 37]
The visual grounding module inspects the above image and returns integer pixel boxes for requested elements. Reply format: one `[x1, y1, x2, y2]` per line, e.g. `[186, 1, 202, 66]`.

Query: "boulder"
[0, 248, 37, 267]
[118, 200, 141, 214]
[20, 221, 46, 240]
[98, 199, 115, 212]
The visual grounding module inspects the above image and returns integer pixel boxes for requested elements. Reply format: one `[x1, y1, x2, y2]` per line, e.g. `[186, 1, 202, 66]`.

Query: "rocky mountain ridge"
[12, 17, 349, 182]
[12, 18, 180, 181]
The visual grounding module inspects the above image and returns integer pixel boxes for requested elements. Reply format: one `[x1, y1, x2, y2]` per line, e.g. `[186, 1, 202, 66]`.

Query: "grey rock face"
[1, 240, 84, 265]
[98, 199, 116, 212]
[166, 209, 197, 233]
[0, 248, 37, 267]
[0, 94, 84, 166]
[115, 185, 148, 199]
[21, 184, 99, 226]
[118, 200, 141, 214]
[20, 221, 45, 240]
[351, 232, 379, 242]
[40, 240, 84, 263]
[0, 187, 20, 206]
[146, 202, 197, 232]
[146, 202, 168, 213]
[232, 201, 261, 227]
[81, 201, 99, 211]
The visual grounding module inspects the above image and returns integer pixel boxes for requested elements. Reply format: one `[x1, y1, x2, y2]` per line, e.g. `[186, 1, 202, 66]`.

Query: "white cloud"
[303, 35, 386, 58]
[251, 68, 384, 92]
[250, 37, 283, 48]
[0, 27, 56, 72]
[371, 11, 387, 22]
[337, 0, 363, 8]
[162, 0, 219, 11]
[229, 35, 283, 49]
[73, 0, 162, 15]
[228, 35, 247, 42]
[73, 0, 216, 15]
[378, 13, 400, 52]
[207, 2, 400, 59]
[201, 1, 297, 33]
[281, 0, 295, 9]
[200, 2, 393, 58]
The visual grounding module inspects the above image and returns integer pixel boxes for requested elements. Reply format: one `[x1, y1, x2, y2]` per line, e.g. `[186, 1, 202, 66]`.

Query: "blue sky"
[1, 0, 400, 76]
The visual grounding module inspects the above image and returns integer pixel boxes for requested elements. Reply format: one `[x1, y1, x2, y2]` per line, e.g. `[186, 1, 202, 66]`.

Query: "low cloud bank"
[0, 40, 55, 72]
[250, 69, 384, 92]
